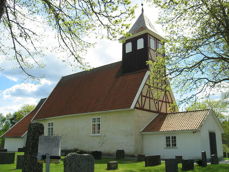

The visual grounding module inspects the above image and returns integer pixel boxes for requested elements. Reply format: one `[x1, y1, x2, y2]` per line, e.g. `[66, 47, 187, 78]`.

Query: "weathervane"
[141, 3, 144, 13]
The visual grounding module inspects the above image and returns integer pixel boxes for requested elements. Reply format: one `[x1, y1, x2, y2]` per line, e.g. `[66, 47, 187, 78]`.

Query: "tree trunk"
[0, 0, 6, 21]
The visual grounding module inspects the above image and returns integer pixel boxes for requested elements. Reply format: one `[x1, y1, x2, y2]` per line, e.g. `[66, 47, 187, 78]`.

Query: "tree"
[186, 93, 229, 149]
[0, 104, 35, 147]
[9, 104, 35, 125]
[149, 0, 229, 104]
[0, 0, 136, 76]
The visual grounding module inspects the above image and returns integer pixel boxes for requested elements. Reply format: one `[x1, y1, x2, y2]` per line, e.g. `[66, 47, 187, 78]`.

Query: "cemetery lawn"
[0, 153, 229, 172]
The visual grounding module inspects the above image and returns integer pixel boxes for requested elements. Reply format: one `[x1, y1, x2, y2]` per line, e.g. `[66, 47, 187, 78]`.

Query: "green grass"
[0, 153, 228, 172]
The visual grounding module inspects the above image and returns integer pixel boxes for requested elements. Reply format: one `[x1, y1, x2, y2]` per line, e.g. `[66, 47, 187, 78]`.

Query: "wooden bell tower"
[121, 9, 177, 113]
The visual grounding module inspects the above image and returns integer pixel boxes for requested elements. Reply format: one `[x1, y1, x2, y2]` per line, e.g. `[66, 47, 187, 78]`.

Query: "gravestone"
[211, 154, 219, 164]
[165, 159, 178, 172]
[18, 147, 26, 152]
[91, 151, 102, 160]
[201, 151, 207, 167]
[145, 155, 161, 166]
[0, 152, 15, 164]
[16, 155, 24, 169]
[0, 148, 7, 152]
[64, 153, 94, 172]
[175, 156, 182, 163]
[137, 154, 145, 162]
[182, 160, 194, 171]
[23, 123, 44, 172]
[116, 150, 125, 159]
[107, 161, 118, 170]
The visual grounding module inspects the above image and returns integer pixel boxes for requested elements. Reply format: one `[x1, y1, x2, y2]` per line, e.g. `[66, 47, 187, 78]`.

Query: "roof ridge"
[61, 61, 121, 80]
[168, 109, 210, 115]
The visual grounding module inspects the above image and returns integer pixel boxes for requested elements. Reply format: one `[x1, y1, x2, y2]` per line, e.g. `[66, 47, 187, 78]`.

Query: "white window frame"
[91, 117, 101, 135]
[165, 136, 176, 148]
[125, 42, 132, 53]
[150, 37, 156, 50]
[137, 38, 144, 49]
[48, 122, 53, 136]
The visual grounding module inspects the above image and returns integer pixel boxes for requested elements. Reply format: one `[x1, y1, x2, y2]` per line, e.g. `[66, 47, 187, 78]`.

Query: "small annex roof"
[142, 109, 210, 132]
[129, 10, 158, 35]
[2, 98, 46, 138]
[34, 62, 147, 120]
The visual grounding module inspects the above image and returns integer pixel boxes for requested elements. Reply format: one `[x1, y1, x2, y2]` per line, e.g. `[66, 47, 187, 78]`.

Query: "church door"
[209, 132, 217, 156]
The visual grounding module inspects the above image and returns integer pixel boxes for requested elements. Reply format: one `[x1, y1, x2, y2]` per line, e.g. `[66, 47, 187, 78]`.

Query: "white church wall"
[4, 135, 27, 152]
[199, 111, 224, 159]
[142, 131, 202, 159]
[37, 109, 156, 155]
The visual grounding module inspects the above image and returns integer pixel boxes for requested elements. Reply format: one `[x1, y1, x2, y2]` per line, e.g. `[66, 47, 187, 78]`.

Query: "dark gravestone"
[145, 155, 161, 166]
[16, 155, 24, 169]
[23, 123, 44, 172]
[182, 160, 194, 171]
[64, 153, 94, 172]
[18, 147, 26, 152]
[201, 151, 207, 167]
[175, 156, 182, 163]
[91, 151, 102, 160]
[137, 154, 145, 162]
[0, 152, 15, 164]
[211, 154, 219, 164]
[116, 150, 125, 160]
[223, 152, 226, 158]
[0, 148, 7, 152]
[107, 161, 118, 170]
[165, 159, 178, 172]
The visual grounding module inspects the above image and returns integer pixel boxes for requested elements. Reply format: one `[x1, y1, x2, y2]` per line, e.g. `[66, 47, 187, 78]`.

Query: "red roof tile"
[34, 62, 147, 120]
[2, 99, 46, 137]
[142, 110, 210, 132]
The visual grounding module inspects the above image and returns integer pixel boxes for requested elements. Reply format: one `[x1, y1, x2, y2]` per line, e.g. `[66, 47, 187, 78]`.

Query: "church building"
[2, 10, 223, 160]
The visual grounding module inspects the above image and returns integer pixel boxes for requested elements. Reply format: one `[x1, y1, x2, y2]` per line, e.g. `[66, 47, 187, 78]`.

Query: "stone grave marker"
[37, 136, 61, 172]
[64, 153, 94, 172]
[182, 160, 194, 171]
[201, 151, 207, 167]
[0, 152, 15, 164]
[23, 123, 44, 172]
[16, 155, 24, 169]
[145, 155, 161, 166]
[211, 154, 219, 164]
[116, 150, 125, 159]
[107, 161, 118, 170]
[165, 159, 178, 172]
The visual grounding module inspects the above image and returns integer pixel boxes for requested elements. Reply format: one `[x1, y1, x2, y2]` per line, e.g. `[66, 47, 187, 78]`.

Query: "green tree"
[0, 104, 35, 148]
[149, 0, 229, 103]
[10, 104, 35, 125]
[186, 93, 229, 149]
[0, 0, 136, 76]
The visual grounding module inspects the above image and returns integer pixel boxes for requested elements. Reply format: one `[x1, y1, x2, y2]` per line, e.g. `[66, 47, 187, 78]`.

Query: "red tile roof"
[34, 62, 147, 120]
[142, 110, 210, 132]
[2, 99, 46, 137]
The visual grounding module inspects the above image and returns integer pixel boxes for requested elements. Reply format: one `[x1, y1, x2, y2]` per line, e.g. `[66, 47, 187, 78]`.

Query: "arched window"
[150, 37, 156, 50]
[137, 38, 144, 49]
[125, 42, 132, 53]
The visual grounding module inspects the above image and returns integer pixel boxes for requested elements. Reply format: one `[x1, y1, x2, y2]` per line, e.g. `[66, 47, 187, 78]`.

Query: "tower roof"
[129, 10, 158, 35]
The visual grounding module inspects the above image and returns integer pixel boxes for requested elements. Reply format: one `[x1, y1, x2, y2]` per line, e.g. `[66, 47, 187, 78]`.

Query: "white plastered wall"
[4, 135, 27, 152]
[142, 131, 202, 159]
[199, 111, 224, 159]
[36, 109, 157, 155]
